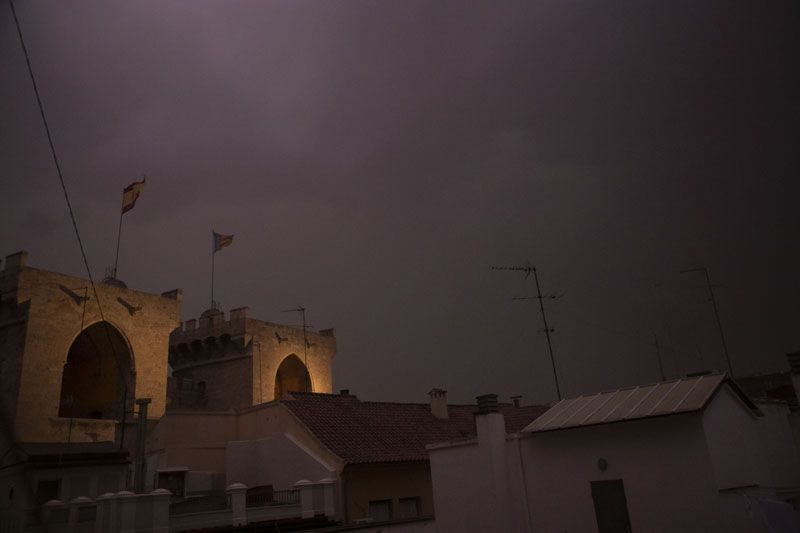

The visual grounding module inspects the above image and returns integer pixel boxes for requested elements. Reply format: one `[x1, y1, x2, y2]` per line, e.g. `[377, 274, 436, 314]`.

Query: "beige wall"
[175, 355, 252, 410]
[150, 403, 343, 474]
[149, 411, 238, 473]
[343, 463, 434, 523]
[0, 252, 181, 443]
[237, 403, 342, 469]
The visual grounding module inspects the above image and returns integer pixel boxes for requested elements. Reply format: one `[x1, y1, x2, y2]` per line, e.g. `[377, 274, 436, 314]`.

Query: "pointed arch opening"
[274, 354, 311, 400]
[58, 321, 134, 420]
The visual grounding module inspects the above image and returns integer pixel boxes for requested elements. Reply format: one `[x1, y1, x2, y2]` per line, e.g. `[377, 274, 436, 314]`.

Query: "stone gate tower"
[168, 307, 336, 410]
[0, 251, 182, 444]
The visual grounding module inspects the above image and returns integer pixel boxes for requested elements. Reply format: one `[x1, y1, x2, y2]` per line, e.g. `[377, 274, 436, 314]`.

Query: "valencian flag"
[213, 231, 234, 252]
[121, 178, 145, 214]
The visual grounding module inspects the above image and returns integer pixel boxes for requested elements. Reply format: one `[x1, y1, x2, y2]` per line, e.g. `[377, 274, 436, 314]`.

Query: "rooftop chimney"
[510, 395, 522, 408]
[473, 392, 509, 531]
[476, 393, 498, 415]
[428, 388, 448, 419]
[4, 251, 27, 272]
[340, 389, 350, 396]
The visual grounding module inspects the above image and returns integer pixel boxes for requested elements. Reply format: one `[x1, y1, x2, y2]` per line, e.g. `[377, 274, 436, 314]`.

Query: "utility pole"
[681, 267, 733, 377]
[492, 262, 562, 400]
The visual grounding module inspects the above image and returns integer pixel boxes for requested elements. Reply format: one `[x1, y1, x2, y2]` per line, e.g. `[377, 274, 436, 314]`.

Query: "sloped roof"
[282, 392, 547, 464]
[524, 373, 760, 433]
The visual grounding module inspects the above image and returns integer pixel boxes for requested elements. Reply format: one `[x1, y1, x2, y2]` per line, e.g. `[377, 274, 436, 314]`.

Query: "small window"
[368, 499, 392, 522]
[197, 381, 206, 397]
[36, 479, 61, 505]
[398, 497, 420, 518]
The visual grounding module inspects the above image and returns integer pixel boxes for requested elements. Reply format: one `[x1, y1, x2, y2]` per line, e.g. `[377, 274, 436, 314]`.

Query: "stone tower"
[168, 307, 336, 410]
[0, 251, 182, 444]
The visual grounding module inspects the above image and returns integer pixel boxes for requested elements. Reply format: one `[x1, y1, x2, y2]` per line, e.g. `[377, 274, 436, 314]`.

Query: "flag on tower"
[212, 231, 234, 252]
[121, 178, 145, 214]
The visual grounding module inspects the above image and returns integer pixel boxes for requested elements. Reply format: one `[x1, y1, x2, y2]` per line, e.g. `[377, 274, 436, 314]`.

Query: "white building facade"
[428, 375, 800, 533]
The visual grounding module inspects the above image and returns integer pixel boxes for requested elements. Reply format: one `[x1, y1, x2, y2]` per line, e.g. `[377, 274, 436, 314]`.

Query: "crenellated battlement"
[174, 306, 335, 340]
[168, 305, 336, 410]
[178, 306, 249, 332]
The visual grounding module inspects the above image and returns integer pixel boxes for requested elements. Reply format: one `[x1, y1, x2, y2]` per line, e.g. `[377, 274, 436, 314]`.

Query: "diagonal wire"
[8, 0, 95, 285]
[8, 0, 133, 449]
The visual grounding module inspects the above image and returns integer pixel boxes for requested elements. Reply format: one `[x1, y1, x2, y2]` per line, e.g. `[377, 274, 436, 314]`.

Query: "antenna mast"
[680, 267, 733, 377]
[492, 262, 563, 400]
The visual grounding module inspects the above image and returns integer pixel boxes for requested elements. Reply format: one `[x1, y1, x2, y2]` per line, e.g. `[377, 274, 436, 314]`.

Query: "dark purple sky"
[2, 0, 798, 405]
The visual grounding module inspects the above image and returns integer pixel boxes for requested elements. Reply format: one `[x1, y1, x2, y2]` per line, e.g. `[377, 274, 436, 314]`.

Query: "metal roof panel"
[524, 373, 734, 433]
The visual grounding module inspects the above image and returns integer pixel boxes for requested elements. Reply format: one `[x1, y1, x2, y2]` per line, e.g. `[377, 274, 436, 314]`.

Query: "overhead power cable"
[9, 0, 133, 449]
[8, 0, 94, 283]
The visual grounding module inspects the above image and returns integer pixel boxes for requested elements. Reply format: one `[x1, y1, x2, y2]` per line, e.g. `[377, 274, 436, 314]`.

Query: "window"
[398, 497, 420, 518]
[36, 479, 61, 505]
[368, 499, 392, 522]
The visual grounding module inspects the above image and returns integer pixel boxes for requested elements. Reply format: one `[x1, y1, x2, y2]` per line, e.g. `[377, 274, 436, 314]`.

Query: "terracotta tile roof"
[282, 392, 547, 464]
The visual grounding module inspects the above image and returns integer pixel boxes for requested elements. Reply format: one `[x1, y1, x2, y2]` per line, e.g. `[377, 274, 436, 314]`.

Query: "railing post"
[95, 492, 116, 533]
[318, 478, 336, 518]
[226, 483, 248, 527]
[151, 488, 171, 533]
[116, 491, 138, 533]
[42, 499, 67, 532]
[294, 480, 315, 518]
[68, 496, 95, 531]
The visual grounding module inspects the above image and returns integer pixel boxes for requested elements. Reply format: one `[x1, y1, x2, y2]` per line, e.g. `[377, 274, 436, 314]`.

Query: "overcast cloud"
[2, 0, 798, 404]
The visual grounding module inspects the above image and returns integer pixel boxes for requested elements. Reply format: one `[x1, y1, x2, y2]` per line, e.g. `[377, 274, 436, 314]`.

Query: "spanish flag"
[213, 231, 234, 252]
[121, 178, 145, 214]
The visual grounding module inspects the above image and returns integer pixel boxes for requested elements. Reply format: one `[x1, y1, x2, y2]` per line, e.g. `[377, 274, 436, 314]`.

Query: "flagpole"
[211, 246, 215, 309]
[113, 209, 124, 278]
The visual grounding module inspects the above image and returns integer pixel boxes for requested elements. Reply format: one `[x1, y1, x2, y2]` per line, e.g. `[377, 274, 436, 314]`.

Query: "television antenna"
[492, 261, 563, 400]
[680, 267, 732, 377]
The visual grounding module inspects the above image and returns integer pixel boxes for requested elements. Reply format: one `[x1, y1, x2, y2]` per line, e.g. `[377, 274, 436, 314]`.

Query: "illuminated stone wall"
[0, 251, 181, 443]
[169, 307, 335, 409]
